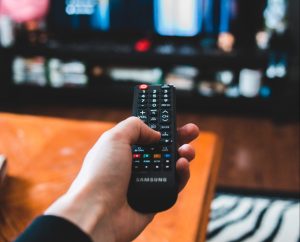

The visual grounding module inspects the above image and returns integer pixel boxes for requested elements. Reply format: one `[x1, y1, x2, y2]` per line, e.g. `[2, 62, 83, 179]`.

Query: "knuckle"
[127, 116, 142, 125]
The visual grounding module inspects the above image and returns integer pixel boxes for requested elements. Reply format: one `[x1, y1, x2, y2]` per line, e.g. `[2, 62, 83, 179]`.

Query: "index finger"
[110, 116, 161, 145]
[177, 123, 200, 146]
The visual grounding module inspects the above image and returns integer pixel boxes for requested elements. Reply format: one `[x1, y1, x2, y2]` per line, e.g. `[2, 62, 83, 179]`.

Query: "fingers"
[177, 123, 200, 146]
[176, 144, 195, 192]
[178, 144, 195, 161]
[176, 158, 190, 192]
[109, 117, 161, 145]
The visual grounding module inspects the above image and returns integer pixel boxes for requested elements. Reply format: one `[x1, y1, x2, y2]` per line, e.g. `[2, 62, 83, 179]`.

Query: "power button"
[139, 84, 148, 90]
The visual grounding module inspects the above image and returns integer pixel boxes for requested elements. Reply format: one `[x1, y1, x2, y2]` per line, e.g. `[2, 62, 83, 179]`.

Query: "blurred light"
[0, 15, 14, 47]
[171, 66, 199, 78]
[266, 65, 277, 79]
[256, 31, 270, 50]
[276, 63, 287, 78]
[239, 69, 262, 98]
[155, 44, 175, 55]
[225, 85, 240, 98]
[260, 86, 272, 98]
[216, 70, 234, 85]
[165, 66, 197, 91]
[135, 39, 151, 53]
[13, 56, 47, 86]
[264, 0, 287, 33]
[66, 0, 96, 15]
[92, 66, 104, 77]
[48, 58, 88, 88]
[198, 81, 214, 97]
[165, 74, 194, 91]
[154, 0, 199, 36]
[109, 67, 162, 84]
[218, 32, 235, 52]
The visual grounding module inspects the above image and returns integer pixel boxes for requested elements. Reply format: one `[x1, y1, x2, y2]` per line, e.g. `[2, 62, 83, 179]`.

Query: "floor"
[1, 104, 299, 194]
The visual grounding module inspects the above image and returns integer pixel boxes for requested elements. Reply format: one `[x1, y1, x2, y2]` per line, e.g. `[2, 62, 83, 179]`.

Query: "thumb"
[111, 117, 161, 145]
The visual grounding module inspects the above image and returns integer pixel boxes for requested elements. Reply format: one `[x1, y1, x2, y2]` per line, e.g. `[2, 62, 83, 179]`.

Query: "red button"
[133, 154, 141, 159]
[135, 39, 151, 52]
[139, 84, 148, 90]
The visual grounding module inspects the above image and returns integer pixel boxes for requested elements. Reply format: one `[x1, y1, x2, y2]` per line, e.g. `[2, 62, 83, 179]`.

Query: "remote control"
[127, 84, 178, 213]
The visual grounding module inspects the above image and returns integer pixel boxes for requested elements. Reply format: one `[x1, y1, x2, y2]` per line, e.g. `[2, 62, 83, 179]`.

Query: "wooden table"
[0, 113, 222, 242]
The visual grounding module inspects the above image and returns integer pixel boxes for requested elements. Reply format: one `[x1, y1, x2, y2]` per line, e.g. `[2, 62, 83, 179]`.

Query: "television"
[47, 0, 277, 47]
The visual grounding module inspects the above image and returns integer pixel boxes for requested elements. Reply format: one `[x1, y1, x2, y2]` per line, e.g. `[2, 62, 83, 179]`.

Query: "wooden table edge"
[196, 135, 223, 242]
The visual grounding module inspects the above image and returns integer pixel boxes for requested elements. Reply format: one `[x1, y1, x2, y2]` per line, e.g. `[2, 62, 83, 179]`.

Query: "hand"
[45, 117, 199, 242]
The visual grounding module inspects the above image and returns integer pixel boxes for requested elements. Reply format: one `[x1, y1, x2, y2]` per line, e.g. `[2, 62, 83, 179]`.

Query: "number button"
[138, 99, 147, 104]
[139, 94, 147, 99]
[150, 99, 158, 103]
[150, 94, 159, 99]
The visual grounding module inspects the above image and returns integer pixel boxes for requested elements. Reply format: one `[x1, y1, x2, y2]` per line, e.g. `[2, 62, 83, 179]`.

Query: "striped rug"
[206, 193, 300, 242]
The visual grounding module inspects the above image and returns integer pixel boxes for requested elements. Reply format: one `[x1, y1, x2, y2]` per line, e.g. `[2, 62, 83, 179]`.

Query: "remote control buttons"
[153, 154, 161, 159]
[133, 154, 141, 159]
[133, 146, 145, 153]
[153, 164, 161, 171]
[139, 84, 148, 90]
[164, 153, 171, 159]
[132, 85, 175, 175]
[161, 110, 171, 123]
[143, 154, 151, 159]
[149, 123, 159, 130]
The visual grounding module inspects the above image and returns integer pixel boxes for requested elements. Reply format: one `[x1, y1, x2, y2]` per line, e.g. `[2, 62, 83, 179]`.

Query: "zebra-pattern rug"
[206, 193, 300, 242]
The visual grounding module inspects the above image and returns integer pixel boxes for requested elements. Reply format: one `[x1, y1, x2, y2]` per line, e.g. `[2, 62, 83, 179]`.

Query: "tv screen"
[47, 0, 280, 43]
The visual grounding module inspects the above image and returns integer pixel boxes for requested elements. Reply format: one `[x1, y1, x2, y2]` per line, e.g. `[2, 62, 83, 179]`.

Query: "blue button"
[164, 153, 171, 158]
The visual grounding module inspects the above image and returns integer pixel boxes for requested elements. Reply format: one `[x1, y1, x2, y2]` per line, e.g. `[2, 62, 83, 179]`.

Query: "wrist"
[45, 185, 115, 242]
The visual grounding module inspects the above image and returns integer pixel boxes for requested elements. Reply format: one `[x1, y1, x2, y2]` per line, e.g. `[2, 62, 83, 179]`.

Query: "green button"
[143, 154, 151, 158]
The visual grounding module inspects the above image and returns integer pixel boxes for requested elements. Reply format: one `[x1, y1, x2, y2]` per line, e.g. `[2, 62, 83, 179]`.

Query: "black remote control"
[127, 84, 178, 213]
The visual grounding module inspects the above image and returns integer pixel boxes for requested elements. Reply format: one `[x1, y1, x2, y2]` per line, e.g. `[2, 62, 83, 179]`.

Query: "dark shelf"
[11, 41, 269, 68]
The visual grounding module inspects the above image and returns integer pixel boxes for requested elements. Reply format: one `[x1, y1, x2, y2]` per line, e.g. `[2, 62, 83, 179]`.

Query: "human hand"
[45, 117, 199, 242]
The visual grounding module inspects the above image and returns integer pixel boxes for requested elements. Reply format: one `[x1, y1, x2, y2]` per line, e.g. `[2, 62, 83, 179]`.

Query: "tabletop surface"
[0, 112, 222, 242]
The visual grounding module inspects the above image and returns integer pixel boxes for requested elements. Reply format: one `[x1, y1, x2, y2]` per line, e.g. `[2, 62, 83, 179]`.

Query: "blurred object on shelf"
[0, 0, 49, 23]
[13, 56, 47, 86]
[198, 81, 226, 97]
[0, 154, 7, 188]
[154, 0, 199, 37]
[264, 0, 287, 34]
[256, 0, 288, 49]
[225, 85, 240, 98]
[266, 53, 287, 79]
[260, 85, 272, 98]
[256, 31, 271, 50]
[108, 67, 162, 84]
[0, 15, 14, 47]
[155, 43, 176, 55]
[217, 32, 235, 52]
[215, 70, 235, 85]
[165, 66, 198, 91]
[91, 65, 105, 77]
[48, 58, 88, 88]
[134, 38, 152, 53]
[239, 69, 263, 98]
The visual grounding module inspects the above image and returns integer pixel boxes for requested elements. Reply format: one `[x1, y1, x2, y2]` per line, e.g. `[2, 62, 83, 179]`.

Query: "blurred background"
[0, 0, 299, 240]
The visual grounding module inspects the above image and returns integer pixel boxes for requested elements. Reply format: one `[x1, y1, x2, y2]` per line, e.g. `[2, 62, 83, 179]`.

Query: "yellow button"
[153, 154, 161, 159]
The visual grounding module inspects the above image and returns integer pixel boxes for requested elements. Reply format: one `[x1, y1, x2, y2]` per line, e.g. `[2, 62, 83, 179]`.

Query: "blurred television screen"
[47, 0, 281, 43]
